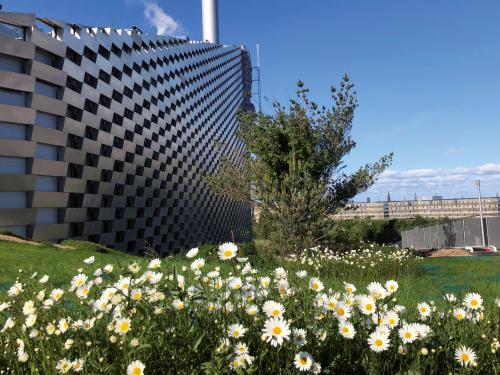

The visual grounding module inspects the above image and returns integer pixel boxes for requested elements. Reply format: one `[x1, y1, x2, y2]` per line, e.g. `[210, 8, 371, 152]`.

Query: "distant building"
[334, 195, 500, 220]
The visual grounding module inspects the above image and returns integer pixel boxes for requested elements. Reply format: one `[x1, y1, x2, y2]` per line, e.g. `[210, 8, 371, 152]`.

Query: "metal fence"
[401, 217, 500, 249]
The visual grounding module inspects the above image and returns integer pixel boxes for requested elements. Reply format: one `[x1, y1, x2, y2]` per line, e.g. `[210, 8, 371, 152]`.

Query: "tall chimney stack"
[202, 0, 219, 44]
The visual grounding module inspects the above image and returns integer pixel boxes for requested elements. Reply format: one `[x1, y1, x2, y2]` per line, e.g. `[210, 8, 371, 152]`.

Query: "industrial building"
[0, 3, 253, 254]
[335, 196, 500, 220]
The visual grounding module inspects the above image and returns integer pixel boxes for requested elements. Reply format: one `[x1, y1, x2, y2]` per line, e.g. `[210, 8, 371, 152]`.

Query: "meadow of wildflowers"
[0, 243, 499, 374]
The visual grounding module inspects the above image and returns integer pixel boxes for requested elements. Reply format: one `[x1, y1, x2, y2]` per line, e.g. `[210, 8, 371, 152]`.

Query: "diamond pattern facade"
[0, 12, 253, 254]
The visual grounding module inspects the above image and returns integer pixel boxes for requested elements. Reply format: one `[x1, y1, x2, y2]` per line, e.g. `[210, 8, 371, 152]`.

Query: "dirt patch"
[0, 234, 42, 246]
[53, 244, 76, 250]
[428, 248, 472, 257]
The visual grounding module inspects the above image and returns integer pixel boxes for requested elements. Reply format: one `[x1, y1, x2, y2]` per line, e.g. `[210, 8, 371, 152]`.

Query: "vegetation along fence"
[401, 217, 500, 250]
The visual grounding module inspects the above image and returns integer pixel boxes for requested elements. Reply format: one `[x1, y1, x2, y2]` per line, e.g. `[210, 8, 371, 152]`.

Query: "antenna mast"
[252, 43, 262, 112]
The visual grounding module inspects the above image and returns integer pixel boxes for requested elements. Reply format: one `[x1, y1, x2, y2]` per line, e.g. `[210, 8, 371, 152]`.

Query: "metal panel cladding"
[0, 12, 253, 254]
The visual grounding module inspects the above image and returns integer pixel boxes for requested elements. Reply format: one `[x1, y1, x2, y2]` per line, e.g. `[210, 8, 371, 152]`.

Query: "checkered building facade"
[0, 12, 253, 254]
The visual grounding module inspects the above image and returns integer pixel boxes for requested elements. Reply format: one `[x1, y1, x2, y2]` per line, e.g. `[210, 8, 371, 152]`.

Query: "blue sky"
[3, 0, 500, 201]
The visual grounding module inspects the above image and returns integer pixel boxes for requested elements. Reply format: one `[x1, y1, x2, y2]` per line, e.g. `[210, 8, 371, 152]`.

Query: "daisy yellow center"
[471, 300, 478, 307]
[223, 250, 232, 257]
[300, 357, 308, 365]
[337, 307, 345, 316]
[347, 288, 352, 293]
[461, 353, 470, 362]
[272, 309, 280, 316]
[375, 338, 383, 347]
[328, 303, 335, 310]
[342, 327, 349, 333]
[390, 285, 395, 290]
[133, 368, 142, 375]
[134, 293, 141, 299]
[312, 282, 319, 289]
[76, 280, 84, 287]
[55, 293, 62, 299]
[233, 330, 240, 337]
[63, 364, 71, 370]
[119, 322, 130, 332]
[273, 326, 282, 335]
[122, 283, 129, 289]
[456, 313, 463, 320]
[74, 363, 81, 369]
[63, 322, 68, 329]
[404, 332, 412, 339]
[232, 360, 239, 367]
[421, 307, 427, 313]
[389, 319, 396, 325]
[366, 304, 373, 311]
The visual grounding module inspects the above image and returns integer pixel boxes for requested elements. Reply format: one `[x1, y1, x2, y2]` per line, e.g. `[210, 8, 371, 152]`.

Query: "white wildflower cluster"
[0, 242, 498, 373]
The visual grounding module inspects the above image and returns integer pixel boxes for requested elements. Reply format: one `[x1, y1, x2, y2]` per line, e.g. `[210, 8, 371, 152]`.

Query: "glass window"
[35, 80, 58, 98]
[0, 122, 26, 140]
[0, 192, 26, 208]
[35, 176, 59, 192]
[0, 54, 24, 73]
[0, 88, 27, 107]
[0, 21, 24, 40]
[35, 111, 59, 129]
[0, 157, 26, 174]
[35, 208, 58, 224]
[35, 143, 59, 160]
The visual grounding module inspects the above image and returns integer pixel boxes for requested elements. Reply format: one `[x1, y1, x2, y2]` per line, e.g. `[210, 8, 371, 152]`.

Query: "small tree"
[205, 76, 393, 254]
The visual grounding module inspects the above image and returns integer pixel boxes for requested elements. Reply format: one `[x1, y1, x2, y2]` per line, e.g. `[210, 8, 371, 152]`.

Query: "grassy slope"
[1, 240, 499, 310]
[0, 240, 132, 289]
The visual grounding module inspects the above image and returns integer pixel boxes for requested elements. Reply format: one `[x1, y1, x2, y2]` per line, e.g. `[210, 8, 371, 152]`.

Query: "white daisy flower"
[172, 298, 185, 310]
[83, 256, 95, 264]
[218, 242, 238, 260]
[453, 308, 467, 321]
[234, 342, 249, 355]
[114, 318, 131, 335]
[463, 293, 483, 310]
[228, 323, 246, 339]
[358, 295, 377, 315]
[292, 328, 307, 346]
[126, 360, 145, 375]
[454, 346, 477, 367]
[417, 302, 431, 318]
[56, 358, 72, 373]
[293, 351, 313, 371]
[368, 330, 390, 352]
[186, 247, 199, 258]
[399, 324, 418, 344]
[263, 300, 285, 318]
[385, 280, 398, 294]
[190, 258, 205, 271]
[309, 277, 324, 292]
[338, 321, 356, 339]
[262, 316, 291, 347]
[148, 258, 161, 269]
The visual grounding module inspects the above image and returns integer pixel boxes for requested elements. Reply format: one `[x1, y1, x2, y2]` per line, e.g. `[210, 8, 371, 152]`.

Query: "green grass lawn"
[1, 240, 499, 311]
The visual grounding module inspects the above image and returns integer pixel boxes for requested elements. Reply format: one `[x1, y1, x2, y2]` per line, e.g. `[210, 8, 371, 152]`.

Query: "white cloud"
[445, 147, 465, 154]
[357, 163, 500, 201]
[143, 1, 178, 36]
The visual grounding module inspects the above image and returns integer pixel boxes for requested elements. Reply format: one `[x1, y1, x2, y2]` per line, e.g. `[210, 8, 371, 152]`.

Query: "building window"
[35, 144, 59, 160]
[35, 80, 59, 98]
[0, 88, 27, 107]
[35, 208, 59, 224]
[35, 112, 59, 129]
[0, 54, 24, 73]
[0, 21, 25, 40]
[0, 157, 26, 174]
[35, 176, 59, 192]
[0, 122, 26, 140]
